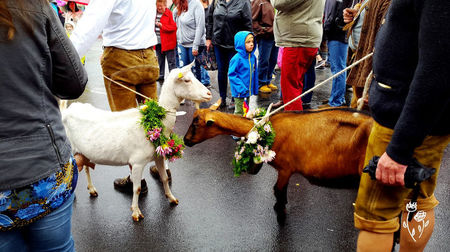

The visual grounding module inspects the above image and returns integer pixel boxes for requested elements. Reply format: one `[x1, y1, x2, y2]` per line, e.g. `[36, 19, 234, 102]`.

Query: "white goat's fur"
[62, 62, 211, 221]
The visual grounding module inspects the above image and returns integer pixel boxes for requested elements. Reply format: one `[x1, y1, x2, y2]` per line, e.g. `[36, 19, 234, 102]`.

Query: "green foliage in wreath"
[139, 99, 185, 161]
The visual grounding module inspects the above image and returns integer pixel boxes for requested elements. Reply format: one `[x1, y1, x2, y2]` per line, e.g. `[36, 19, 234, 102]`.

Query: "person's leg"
[196, 46, 210, 86]
[201, 67, 210, 86]
[355, 123, 449, 251]
[193, 46, 205, 82]
[0, 230, 28, 252]
[101, 47, 140, 111]
[257, 38, 272, 90]
[178, 45, 189, 67]
[267, 42, 279, 89]
[136, 48, 159, 103]
[281, 47, 317, 111]
[233, 97, 244, 115]
[302, 58, 316, 104]
[214, 45, 229, 103]
[26, 194, 76, 252]
[165, 49, 177, 72]
[327, 40, 348, 107]
[155, 44, 165, 81]
[174, 44, 180, 68]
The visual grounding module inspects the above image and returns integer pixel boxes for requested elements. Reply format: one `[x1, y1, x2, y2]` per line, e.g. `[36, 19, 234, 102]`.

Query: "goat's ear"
[206, 119, 214, 126]
[180, 61, 195, 75]
[205, 113, 215, 126]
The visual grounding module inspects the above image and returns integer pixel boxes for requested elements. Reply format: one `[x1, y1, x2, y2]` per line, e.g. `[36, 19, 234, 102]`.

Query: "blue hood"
[234, 31, 256, 57]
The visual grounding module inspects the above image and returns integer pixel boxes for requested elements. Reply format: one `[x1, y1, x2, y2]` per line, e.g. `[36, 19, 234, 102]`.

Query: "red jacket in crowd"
[159, 8, 177, 52]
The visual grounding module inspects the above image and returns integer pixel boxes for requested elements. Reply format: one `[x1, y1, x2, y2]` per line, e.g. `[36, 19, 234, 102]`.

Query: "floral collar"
[140, 100, 184, 161]
[233, 108, 276, 176]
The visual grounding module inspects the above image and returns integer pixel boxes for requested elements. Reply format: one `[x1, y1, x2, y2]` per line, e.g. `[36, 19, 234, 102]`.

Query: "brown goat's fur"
[184, 108, 373, 223]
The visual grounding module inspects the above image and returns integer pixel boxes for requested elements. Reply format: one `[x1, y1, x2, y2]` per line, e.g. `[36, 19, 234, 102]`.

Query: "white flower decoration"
[246, 131, 260, 144]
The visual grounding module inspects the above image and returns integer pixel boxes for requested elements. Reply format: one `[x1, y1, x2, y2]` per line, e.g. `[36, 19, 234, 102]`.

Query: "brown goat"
[184, 108, 373, 223]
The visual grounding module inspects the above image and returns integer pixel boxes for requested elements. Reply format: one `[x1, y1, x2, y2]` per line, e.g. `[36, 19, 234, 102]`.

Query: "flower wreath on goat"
[233, 108, 276, 176]
[140, 99, 185, 161]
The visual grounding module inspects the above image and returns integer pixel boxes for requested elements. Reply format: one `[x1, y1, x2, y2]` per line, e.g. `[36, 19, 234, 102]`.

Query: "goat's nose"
[207, 91, 211, 96]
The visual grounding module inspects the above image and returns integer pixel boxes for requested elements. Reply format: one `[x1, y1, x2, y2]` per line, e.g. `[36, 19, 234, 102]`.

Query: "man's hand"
[206, 39, 212, 51]
[192, 49, 199, 56]
[343, 8, 358, 23]
[375, 152, 408, 186]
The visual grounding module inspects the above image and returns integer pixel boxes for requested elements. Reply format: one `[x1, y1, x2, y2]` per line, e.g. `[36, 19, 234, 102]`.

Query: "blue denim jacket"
[0, 0, 87, 190]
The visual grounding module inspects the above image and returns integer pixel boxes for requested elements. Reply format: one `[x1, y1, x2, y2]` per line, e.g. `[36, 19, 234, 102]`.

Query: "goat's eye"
[184, 79, 190, 83]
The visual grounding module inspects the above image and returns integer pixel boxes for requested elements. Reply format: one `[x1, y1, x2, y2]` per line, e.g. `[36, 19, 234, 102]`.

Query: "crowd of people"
[1, 0, 449, 251]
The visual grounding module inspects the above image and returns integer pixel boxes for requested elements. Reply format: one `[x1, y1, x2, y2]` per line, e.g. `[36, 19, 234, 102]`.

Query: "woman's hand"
[192, 49, 198, 56]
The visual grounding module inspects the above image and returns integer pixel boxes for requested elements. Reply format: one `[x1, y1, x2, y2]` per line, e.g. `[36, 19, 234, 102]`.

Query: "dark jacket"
[229, 31, 258, 98]
[206, 0, 252, 49]
[370, 0, 450, 164]
[323, 0, 352, 43]
[0, 0, 87, 190]
[251, 0, 274, 40]
[159, 8, 177, 52]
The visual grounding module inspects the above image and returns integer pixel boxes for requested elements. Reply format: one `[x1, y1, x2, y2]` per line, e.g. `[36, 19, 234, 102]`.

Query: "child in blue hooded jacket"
[228, 31, 258, 115]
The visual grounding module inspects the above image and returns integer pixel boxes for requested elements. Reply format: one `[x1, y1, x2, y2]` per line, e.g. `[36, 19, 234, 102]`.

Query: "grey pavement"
[71, 39, 450, 251]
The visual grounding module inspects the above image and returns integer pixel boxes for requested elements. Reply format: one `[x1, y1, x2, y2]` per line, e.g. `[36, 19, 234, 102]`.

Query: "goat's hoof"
[169, 198, 179, 206]
[89, 191, 98, 197]
[132, 212, 144, 222]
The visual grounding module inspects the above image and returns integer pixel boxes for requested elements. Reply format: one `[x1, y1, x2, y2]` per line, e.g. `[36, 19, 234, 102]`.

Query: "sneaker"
[149, 165, 172, 183]
[113, 175, 148, 194]
[268, 83, 278, 91]
[259, 85, 272, 93]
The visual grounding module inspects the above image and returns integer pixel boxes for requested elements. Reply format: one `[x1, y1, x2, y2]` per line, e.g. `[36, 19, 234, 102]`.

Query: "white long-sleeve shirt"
[71, 0, 157, 57]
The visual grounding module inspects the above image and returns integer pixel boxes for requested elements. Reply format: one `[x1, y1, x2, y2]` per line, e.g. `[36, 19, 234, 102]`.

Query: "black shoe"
[149, 165, 172, 183]
[113, 175, 148, 195]
[302, 103, 311, 110]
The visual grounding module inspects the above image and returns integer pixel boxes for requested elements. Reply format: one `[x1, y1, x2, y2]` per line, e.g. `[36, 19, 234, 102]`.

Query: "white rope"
[103, 74, 151, 101]
[253, 52, 374, 129]
[103, 74, 177, 116]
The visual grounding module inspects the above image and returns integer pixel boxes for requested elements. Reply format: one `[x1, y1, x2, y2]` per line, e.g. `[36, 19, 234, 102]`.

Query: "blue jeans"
[201, 67, 210, 85]
[302, 58, 316, 103]
[214, 45, 236, 101]
[0, 193, 76, 252]
[178, 45, 208, 85]
[327, 40, 348, 106]
[257, 38, 279, 87]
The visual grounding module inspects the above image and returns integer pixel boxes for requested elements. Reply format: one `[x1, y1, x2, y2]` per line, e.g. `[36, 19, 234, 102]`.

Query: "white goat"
[62, 62, 212, 221]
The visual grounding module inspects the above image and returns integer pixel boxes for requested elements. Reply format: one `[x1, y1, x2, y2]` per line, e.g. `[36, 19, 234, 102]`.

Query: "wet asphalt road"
[70, 39, 450, 251]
